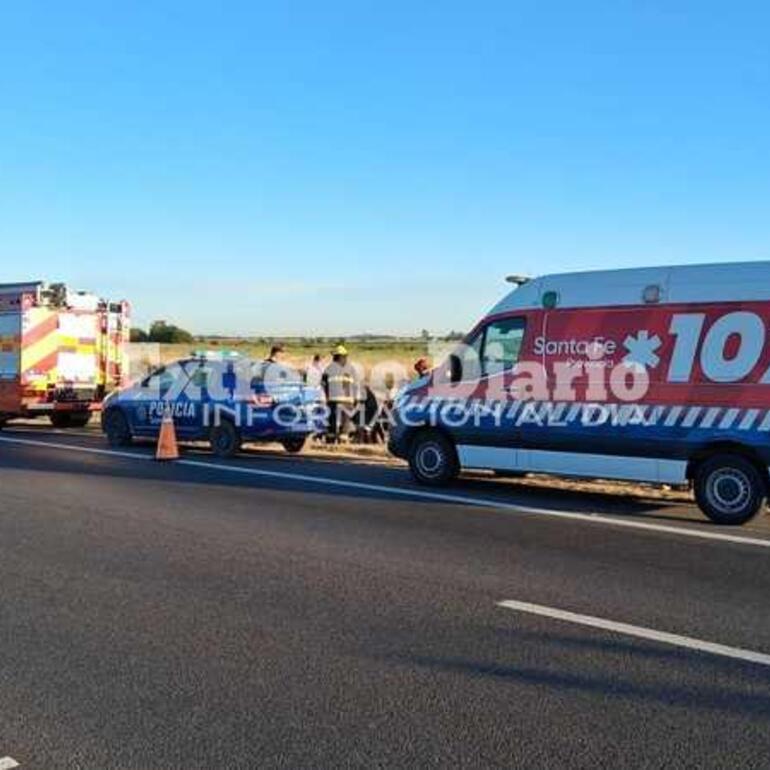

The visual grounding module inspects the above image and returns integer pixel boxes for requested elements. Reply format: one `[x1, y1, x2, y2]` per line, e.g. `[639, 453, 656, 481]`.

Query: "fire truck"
[0, 282, 130, 428]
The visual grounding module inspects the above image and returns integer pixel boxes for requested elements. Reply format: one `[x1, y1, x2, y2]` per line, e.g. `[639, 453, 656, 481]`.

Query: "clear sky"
[1, 1, 769, 336]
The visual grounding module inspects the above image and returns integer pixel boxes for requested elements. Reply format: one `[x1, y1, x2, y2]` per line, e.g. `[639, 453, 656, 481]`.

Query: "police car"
[102, 353, 324, 457]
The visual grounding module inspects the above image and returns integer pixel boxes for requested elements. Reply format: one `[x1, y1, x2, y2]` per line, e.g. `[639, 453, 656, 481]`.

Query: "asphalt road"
[0, 427, 769, 769]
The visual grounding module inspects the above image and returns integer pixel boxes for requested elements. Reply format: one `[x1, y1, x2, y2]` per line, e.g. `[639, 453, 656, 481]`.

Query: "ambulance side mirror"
[448, 354, 463, 383]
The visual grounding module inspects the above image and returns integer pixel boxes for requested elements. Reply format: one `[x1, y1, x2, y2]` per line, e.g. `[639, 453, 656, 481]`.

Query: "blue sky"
[1, 2, 769, 336]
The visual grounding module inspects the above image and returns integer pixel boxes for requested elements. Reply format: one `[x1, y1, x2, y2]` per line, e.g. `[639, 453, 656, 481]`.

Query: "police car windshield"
[141, 366, 178, 390]
[251, 360, 303, 387]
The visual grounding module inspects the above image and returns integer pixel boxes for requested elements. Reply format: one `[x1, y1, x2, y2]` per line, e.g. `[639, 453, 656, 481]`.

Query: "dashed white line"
[498, 599, 770, 667]
[0, 756, 20, 769]
[1, 434, 770, 549]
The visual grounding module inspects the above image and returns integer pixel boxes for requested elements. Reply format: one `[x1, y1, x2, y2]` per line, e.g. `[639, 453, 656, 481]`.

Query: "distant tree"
[148, 320, 194, 344]
[444, 331, 464, 341]
[129, 327, 149, 342]
[420, 329, 431, 341]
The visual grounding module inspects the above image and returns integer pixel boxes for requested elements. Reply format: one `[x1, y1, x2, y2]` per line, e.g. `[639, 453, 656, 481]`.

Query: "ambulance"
[0, 282, 129, 427]
[389, 261, 770, 525]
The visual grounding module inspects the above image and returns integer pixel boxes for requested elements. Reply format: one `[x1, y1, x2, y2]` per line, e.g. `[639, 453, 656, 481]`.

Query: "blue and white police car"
[101, 353, 324, 457]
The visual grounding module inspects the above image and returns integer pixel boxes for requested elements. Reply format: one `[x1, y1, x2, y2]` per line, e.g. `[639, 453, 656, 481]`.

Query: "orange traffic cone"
[156, 409, 179, 461]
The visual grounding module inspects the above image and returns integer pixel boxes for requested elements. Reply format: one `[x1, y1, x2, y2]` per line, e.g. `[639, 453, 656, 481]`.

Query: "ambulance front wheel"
[408, 429, 459, 487]
[210, 420, 242, 458]
[694, 454, 767, 526]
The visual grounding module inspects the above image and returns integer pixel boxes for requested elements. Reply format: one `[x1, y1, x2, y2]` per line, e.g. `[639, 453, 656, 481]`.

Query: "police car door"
[130, 364, 197, 437]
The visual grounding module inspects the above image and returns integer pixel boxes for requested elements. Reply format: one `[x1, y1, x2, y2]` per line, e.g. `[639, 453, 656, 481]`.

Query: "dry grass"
[145, 338, 434, 382]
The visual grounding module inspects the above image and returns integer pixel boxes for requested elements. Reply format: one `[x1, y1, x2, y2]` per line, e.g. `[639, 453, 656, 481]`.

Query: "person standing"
[321, 345, 357, 443]
[258, 342, 291, 390]
[305, 354, 324, 387]
[265, 343, 285, 365]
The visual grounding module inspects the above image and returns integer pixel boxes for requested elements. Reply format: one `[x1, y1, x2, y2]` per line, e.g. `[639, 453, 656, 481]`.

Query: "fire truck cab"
[0, 281, 129, 428]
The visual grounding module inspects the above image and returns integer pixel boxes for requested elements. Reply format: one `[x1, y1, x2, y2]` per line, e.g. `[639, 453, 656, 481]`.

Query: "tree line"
[130, 321, 194, 344]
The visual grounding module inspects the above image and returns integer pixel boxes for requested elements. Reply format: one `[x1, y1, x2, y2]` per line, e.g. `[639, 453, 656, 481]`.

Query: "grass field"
[128, 337, 450, 388]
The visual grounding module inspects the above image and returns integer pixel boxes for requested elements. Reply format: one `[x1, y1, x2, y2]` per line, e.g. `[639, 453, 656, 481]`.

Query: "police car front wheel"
[408, 429, 459, 487]
[210, 421, 242, 458]
[694, 454, 766, 526]
[104, 410, 132, 447]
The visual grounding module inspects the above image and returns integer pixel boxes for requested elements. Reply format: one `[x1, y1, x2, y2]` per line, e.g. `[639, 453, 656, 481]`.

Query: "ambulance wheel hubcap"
[707, 468, 751, 513]
[417, 443, 444, 477]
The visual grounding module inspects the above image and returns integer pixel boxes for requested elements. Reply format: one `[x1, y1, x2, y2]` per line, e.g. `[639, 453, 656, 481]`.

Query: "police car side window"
[191, 366, 210, 389]
[143, 368, 175, 392]
[482, 317, 526, 376]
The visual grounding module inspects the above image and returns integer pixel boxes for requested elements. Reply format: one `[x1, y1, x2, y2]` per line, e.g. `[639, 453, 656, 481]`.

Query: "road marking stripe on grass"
[1, 435, 770, 549]
[0, 757, 20, 769]
[498, 599, 770, 667]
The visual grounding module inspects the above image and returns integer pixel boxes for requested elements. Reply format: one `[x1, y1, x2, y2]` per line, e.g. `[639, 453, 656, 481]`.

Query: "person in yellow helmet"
[322, 343, 358, 442]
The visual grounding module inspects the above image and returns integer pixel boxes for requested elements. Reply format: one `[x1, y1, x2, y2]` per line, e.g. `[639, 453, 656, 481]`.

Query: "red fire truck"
[0, 282, 130, 428]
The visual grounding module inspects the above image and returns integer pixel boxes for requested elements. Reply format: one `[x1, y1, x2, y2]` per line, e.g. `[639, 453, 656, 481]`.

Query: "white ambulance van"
[389, 262, 770, 525]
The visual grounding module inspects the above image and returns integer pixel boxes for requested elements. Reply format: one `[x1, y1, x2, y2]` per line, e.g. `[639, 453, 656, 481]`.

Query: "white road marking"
[498, 599, 770, 667]
[1, 435, 770, 549]
[0, 757, 20, 769]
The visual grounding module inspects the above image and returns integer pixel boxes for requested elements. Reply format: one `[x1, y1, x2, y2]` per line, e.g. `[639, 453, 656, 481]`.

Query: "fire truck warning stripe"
[59, 346, 96, 355]
[22, 314, 59, 347]
[21, 336, 59, 375]
[58, 336, 96, 348]
[22, 350, 58, 379]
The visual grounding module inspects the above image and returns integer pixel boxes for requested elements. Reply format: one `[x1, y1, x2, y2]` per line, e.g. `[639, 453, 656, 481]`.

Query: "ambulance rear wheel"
[281, 436, 307, 454]
[104, 409, 132, 447]
[408, 429, 459, 487]
[694, 454, 766, 526]
[210, 420, 241, 458]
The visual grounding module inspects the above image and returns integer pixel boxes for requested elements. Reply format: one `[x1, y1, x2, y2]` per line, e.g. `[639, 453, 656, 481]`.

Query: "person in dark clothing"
[265, 344, 285, 365]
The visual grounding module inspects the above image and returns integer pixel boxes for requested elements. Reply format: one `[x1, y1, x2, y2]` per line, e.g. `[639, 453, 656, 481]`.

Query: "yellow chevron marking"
[21, 332, 58, 375]
[59, 344, 96, 355]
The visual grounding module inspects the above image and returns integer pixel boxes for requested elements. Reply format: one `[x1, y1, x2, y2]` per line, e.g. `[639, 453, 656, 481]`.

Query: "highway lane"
[0, 430, 769, 768]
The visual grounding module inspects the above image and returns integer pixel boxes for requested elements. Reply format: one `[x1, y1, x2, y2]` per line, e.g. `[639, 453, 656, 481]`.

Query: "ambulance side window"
[451, 331, 484, 382]
[481, 317, 526, 376]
